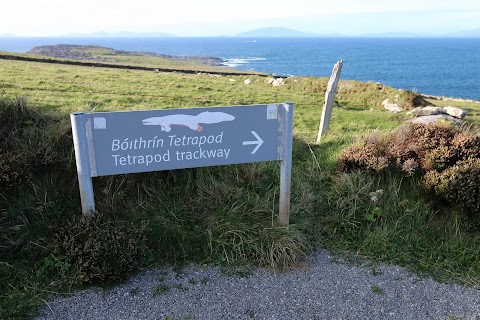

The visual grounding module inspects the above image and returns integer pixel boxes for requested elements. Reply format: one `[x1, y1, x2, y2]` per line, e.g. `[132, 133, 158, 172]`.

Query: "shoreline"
[422, 94, 480, 104]
[2, 44, 480, 103]
[1, 38, 479, 101]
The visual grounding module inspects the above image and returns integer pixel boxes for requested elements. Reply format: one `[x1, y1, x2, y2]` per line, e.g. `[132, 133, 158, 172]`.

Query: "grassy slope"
[1, 55, 479, 318]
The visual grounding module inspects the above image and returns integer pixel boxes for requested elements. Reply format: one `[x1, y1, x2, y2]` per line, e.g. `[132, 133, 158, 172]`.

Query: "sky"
[2, 0, 480, 36]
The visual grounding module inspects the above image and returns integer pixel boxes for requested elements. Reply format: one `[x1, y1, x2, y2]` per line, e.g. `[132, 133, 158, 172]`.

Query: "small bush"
[423, 158, 480, 216]
[405, 91, 431, 109]
[337, 134, 390, 172]
[54, 214, 149, 284]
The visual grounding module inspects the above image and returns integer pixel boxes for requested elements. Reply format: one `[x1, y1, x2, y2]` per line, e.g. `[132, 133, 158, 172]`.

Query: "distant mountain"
[450, 28, 480, 37]
[61, 31, 175, 38]
[235, 27, 480, 38]
[234, 27, 323, 38]
[355, 32, 433, 38]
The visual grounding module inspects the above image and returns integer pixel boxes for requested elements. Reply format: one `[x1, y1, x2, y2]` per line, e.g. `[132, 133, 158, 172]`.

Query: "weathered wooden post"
[70, 112, 96, 217]
[316, 60, 343, 143]
[278, 102, 294, 226]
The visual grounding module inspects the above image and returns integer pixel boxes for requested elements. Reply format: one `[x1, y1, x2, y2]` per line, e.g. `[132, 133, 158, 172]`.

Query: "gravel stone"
[35, 249, 480, 319]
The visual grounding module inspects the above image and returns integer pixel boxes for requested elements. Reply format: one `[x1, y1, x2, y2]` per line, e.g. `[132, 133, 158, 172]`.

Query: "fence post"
[316, 60, 343, 143]
[278, 102, 294, 226]
[70, 112, 96, 217]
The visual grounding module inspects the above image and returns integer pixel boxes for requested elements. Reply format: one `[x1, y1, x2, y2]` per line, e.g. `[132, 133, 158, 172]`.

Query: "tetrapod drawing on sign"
[142, 111, 235, 132]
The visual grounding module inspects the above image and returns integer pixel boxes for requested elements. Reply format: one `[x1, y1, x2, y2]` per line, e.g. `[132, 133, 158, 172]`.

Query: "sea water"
[1, 37, 479, 100]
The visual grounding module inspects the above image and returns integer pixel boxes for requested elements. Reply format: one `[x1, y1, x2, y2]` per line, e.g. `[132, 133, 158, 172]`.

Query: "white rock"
[407, 106, 443, 116]
[229, 79, 236, 82]
[384, 103, 402, 113]
[443, 106, 468, 119]
[381, 99, 390, 106]
[272, 78, 285, 86]
[265, 77, 275, 84]
[407, 114, 464, 126]
[243, 79, 252, 85]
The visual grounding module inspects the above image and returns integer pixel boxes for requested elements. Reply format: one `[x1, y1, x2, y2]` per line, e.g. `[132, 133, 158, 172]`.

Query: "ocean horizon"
[1, 37, 479, 100]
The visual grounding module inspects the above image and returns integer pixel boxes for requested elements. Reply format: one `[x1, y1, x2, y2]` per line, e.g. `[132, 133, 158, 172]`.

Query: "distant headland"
[28, 44, 225, 66]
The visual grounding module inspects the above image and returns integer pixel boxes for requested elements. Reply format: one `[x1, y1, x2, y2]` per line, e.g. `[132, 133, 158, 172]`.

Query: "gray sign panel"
[71, 102, 293, 224]
[82, 104, 284, 177]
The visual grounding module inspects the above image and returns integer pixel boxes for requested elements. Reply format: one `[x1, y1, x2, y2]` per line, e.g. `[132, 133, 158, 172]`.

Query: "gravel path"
[36, 249, 480, 319]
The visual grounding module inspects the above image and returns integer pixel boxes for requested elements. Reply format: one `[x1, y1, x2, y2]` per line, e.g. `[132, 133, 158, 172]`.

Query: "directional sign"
[243, 131, 264, 154]
[71, 102, 294, 224]
[75, 104, 287, 177]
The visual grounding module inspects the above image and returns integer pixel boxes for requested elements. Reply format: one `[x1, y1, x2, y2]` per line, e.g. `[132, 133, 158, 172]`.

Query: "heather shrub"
[339, 123, 479, 174]
[337, 134, 390, 172]
[54, 215, 149, 284]
[338, 123, 480, 216]
[452, 131, 480, 159]
[423, 158, 480, 216]
[387, 123, 460, 172]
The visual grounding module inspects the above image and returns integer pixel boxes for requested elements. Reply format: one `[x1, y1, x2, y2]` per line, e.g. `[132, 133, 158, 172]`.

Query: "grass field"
[1, 51, 479, 318]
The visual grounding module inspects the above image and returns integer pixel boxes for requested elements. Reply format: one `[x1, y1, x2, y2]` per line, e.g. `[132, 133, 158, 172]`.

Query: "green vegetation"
[152, 284, 170, 296]
[338, 124, 480, 217]
[0, 51, 479, 318]
[371, 285, 384, 295]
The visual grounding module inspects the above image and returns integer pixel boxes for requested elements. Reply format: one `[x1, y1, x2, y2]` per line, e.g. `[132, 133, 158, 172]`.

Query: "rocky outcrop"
[407, 114, 464, 126]
[265, 77, 285, 86]
[443, 106, 468, 119]
[407, 106, 467, 119]
[272, 78, 285, 86]
[407, 106, 443, 116]
[405, 105, 468, 126]
[382, 95, 469, 125]
[381, 99, 402, 113]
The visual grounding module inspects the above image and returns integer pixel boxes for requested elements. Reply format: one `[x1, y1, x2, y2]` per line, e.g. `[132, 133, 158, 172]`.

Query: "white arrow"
[242, 131, 264, 154]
